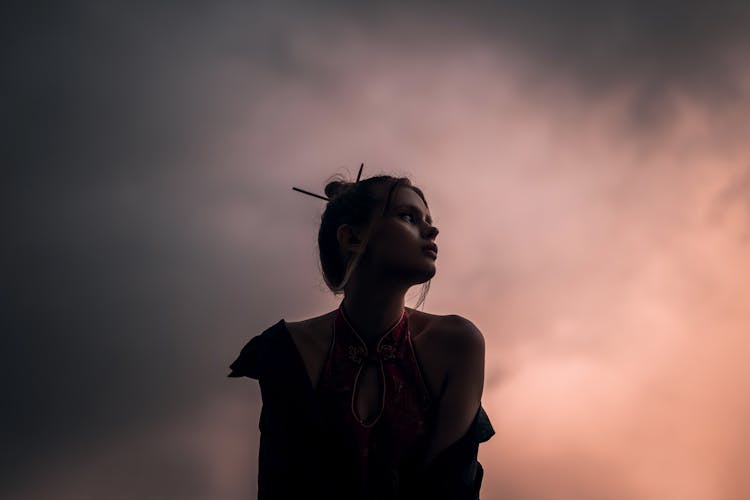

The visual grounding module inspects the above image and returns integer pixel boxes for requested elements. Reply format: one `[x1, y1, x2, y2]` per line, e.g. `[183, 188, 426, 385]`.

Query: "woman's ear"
[336, 224, 364, 257]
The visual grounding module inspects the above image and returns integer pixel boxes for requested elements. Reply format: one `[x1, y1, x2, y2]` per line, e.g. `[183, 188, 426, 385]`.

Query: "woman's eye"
[399, 213, 415, 223]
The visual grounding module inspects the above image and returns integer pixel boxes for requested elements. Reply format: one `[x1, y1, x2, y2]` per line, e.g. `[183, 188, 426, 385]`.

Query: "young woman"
[228, 166, 495, 499]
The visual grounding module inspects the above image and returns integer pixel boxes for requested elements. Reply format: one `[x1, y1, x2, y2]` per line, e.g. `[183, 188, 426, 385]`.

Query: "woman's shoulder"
[407, 310, 485, 402]
[408, 309, 485, 356]
[407, 308, 481, 331]
[284, 310, 336, 347]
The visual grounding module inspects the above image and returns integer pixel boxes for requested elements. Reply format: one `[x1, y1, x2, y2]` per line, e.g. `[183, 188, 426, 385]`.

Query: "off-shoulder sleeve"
[403, 405, 496, 500]
[227, 320, 285, 379]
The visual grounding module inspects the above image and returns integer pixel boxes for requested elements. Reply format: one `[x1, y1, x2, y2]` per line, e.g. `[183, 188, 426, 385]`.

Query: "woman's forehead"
[390, 186, 429, 214]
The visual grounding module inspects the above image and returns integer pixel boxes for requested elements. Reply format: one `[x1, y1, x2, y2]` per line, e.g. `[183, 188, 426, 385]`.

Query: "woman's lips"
[422, 248, 438, 259]
[423, 243, 438, 253]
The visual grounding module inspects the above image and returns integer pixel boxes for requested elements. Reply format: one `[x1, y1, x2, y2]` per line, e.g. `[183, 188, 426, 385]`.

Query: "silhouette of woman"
[228, 164, 495, 499]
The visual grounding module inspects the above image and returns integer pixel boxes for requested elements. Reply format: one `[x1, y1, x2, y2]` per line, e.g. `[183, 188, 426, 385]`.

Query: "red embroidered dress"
[315, 303, 433, 498]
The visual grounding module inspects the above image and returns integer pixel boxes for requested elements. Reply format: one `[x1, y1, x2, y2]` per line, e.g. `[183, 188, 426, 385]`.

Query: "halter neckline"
[337, 302, 408, 355]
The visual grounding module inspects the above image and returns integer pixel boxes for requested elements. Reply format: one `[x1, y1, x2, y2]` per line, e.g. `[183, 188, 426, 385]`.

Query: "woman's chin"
[414, 263, 437, 282]
[379, 257, 436, 284]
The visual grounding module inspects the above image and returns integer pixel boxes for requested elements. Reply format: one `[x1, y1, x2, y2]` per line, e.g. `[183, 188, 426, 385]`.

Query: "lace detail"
[379, 343, 397, 361]
[346, 345, 367, 364]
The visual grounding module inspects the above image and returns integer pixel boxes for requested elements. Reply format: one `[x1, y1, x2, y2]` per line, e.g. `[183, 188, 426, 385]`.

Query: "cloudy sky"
[5, 1, 750, 499]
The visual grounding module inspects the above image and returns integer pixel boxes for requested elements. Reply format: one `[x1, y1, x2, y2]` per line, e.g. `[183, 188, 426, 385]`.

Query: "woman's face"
[363, 185, 440, 285]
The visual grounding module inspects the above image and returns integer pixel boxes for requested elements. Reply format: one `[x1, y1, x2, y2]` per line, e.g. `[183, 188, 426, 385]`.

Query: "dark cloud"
[3, 2, 273, 488]
[472, 1, 749, 87]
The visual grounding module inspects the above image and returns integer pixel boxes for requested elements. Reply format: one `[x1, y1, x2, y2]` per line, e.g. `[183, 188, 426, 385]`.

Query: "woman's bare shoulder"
[284, 311, 336, 354]
[408, 309, 484, 350]
[408, 310, 485, 399]
[285, 309, 336, 330]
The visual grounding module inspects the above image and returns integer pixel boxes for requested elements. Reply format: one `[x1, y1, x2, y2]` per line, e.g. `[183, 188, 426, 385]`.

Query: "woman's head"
[317, 173, 439, 309]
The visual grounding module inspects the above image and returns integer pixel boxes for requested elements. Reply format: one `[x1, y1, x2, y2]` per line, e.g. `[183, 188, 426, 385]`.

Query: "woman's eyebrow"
[395, 204, 433, 224]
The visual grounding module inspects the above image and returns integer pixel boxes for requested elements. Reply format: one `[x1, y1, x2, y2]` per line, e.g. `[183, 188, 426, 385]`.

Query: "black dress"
[228, 318, 496, 500]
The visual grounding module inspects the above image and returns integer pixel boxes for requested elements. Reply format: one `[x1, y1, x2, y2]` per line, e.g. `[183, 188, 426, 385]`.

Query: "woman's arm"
[423, 315, 486, 466]
[401, 316, 490, 499]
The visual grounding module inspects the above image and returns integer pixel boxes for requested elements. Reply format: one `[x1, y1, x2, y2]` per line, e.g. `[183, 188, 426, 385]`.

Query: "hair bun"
[324, 180, 354, 200]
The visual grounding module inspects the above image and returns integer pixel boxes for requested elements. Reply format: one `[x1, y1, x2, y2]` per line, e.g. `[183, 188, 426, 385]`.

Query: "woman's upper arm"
[422, 316, 486, 465]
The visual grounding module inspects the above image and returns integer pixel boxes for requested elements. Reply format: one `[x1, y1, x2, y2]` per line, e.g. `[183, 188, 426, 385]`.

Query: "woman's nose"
[423, 224, 439, 239]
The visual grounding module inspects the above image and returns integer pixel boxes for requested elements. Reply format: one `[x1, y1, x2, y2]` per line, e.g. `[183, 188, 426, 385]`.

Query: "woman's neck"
[341, 291, 407, 350]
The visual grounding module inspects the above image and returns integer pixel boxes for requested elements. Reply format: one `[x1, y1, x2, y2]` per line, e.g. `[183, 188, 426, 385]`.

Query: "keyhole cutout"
[354, 359, 384, 425]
